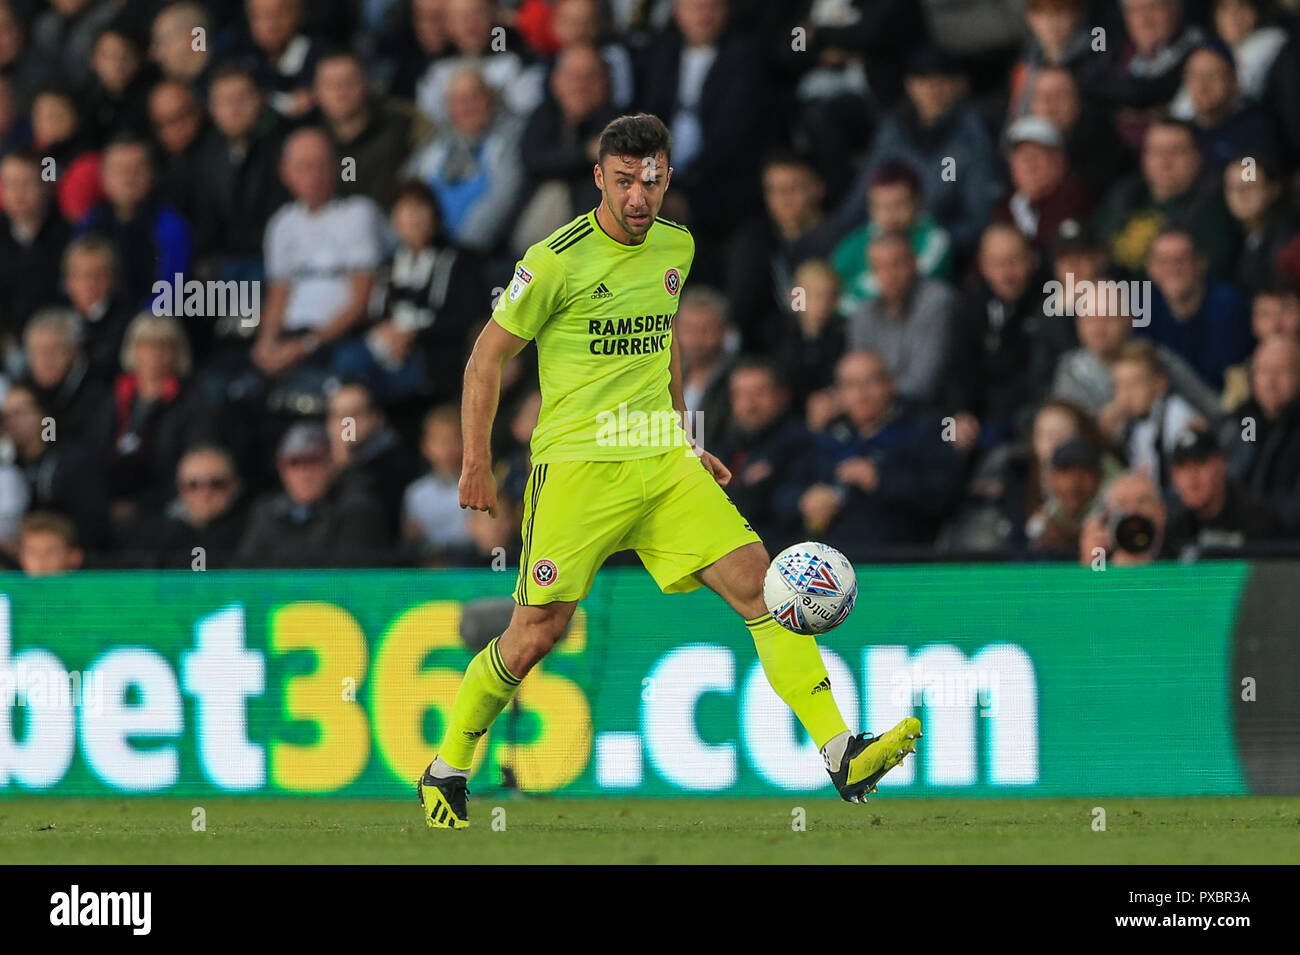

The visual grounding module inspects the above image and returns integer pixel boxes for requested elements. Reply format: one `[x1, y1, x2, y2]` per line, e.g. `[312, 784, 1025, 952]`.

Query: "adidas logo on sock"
[590, 282, 613, 299]
[811, 677, 831, 695]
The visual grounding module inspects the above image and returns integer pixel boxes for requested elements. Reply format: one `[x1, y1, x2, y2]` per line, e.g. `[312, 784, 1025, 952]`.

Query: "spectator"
[1078, 470, 1171, 566]
[29, 0, 119, 92]
[21, 307, 113, 454]
[404, 67, 525, 254]
[514, 44, 617, 253]
[550, 0, 635, 110]
[326, 380, 422, 536]
[1223, 153, 1297, 293]
[78, 134, 194, 307]
[1211, 0, 1287, 103]
[1221, 281, 1300, 408]
[1094, 117, 1239, 278]
[0, 423, 29, 553]
[1008, 0, 1094, 119]
[994, 115, 1094, 250]
[191, 62, 288, 275]
[844, 229, 954, 404]
[107, 313, 214, 524]
[414, 0, 544, 126]
[675, 286, 735, 444]
[333, 178, 486, 408]
[640, 0, 768, 247]
[149, 1, 214, 94]
[60, 235, 135, 384]
[29, 85, 105, 223]
[831, 160, 951, 315]
[1025, 436, 1104, 557]
[85, 22, 153, 144]
[402, 403, 472, 561]
[128, 444, 249, 569]
[1109, 339, 1204, 490]
[1027, 65, 1132, 199]
[239, 0, 320, 118]
[783, 349, 964, 558]
[0, 4, 43, 108]
[148, 79, 208, 224]
[1081, 0, 1205, 148]
[17, 510, 83, 576]
[1178, 40, 1279, 173]
[777, 259, 846, 414]
[235, 421, 391, 566]
[942, 396, 1113, 555]
[4, 381, 111, 551]
[1226, 334, 1300, 526]
[945, 223, 1068, 451]
[712, 357, 813, 547]
[256, 126, 384, 382]
[374, 0, 453, 102]
[834, 45, 998, 255]
[0, 150, 70, 358]
[1051, 289, 1219, 423]
[728, 150, 841, 351]
[1166, 425, 1279, 555]
[1140, 226, 1252, 390]
[312, 49, 418, 210]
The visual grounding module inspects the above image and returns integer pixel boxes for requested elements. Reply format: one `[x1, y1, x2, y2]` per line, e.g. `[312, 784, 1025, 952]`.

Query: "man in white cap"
[994, 114, 1094, 248]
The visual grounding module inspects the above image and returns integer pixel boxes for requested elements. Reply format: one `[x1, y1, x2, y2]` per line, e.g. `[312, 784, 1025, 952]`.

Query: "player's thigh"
[622, 450, 761, 595]
[515, 460, 637, 606]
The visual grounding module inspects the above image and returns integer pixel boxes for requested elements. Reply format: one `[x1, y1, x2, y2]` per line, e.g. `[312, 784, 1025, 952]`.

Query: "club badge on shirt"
[664, 267, 680, 296]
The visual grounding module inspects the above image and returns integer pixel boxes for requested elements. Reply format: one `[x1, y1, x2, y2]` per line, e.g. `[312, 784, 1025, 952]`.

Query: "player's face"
[596, 152, 670, 241]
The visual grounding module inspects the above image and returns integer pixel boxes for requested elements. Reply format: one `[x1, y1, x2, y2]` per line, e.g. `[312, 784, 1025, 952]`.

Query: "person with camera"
[1078, 470, 1171, 567]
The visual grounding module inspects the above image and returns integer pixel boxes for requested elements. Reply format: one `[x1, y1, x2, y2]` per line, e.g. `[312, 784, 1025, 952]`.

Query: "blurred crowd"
[3, 0, 1300, 574]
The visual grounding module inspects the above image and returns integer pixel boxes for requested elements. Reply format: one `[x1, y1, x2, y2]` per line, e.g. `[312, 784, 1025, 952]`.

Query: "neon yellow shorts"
[514, 449, 761, 605]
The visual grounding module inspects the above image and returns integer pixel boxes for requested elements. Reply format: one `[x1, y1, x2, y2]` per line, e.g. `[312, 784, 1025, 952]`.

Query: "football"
[763, 541, 858, 635]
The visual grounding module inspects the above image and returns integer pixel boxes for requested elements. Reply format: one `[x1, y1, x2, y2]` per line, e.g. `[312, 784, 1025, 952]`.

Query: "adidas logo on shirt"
[590, 282, 613, 299]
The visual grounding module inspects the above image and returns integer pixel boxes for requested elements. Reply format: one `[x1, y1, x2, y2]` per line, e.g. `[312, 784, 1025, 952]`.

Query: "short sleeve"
[491, 244, 565, 341]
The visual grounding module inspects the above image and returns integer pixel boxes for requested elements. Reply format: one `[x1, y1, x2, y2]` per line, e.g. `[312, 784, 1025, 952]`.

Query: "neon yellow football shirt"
[491, 208, 695, 463]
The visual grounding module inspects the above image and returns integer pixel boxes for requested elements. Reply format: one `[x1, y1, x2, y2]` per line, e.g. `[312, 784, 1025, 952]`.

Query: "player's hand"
[459, 462, 499, 518]
[697, 449, 731, 486]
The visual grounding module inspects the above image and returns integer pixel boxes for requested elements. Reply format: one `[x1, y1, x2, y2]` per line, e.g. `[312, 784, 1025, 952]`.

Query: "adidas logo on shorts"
[590, 282, 613, 299]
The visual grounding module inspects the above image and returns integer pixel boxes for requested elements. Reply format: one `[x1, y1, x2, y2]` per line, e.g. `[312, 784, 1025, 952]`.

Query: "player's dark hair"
[598, 113, 672, 164]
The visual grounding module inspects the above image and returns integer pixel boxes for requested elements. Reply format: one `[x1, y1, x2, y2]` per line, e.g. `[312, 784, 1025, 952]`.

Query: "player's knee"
[506, 605, 571, 669]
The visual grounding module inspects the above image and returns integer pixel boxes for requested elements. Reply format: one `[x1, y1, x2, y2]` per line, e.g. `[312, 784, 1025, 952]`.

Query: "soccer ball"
[763, 542, 858, 635]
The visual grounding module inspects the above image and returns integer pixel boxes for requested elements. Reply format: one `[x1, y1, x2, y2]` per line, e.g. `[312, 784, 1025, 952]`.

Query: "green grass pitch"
[3, 796, 1299, 864]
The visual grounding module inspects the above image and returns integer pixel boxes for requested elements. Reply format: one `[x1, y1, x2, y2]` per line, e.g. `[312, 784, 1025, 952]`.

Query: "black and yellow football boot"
[417, 764, 470, 830]
[827, 717, 922, 803]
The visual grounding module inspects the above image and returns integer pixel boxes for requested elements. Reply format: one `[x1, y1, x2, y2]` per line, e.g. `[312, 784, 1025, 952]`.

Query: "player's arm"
[669, 334, 731, 486]
[460, 319, 529, 517]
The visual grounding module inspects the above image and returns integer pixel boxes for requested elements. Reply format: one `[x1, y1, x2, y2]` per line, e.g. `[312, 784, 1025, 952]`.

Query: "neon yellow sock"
[746, 613, 850, 750]
[437, 636, 523, 770]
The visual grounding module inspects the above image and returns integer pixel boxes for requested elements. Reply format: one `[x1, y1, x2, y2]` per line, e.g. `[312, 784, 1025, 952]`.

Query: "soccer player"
[418, 114, 920, 828]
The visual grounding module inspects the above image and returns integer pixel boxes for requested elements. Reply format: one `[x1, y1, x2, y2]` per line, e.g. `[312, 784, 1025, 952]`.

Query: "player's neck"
[595, 200, 648, 246]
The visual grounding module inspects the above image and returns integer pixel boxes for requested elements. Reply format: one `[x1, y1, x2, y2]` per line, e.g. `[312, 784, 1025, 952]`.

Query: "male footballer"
[418, 114, 920, 828]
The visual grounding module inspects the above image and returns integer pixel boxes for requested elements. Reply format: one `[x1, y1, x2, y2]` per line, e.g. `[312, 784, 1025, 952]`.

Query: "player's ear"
[593, 161, 604, 190]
